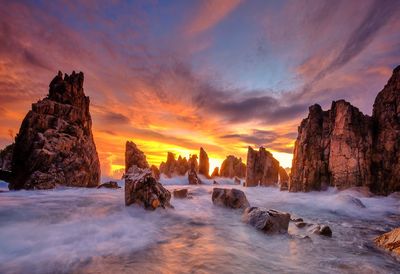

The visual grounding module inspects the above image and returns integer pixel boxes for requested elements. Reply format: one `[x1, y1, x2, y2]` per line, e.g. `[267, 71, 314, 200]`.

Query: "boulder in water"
[97, 181, 120, 189]
[212, 188, 250, 209]
[242, 207, 290, 233]
[374, 227, 400, 256]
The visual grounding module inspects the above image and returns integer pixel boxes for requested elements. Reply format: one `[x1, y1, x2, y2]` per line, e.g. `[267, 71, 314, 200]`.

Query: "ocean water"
[0, 177, 399, 274]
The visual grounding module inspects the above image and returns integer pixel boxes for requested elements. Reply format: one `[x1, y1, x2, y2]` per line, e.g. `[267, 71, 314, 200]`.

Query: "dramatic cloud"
[0, 0, 399, 177]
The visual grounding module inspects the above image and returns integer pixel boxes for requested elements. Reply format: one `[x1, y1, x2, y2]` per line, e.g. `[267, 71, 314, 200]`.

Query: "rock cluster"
[159, 152, 198, 177]
[8, 71, 100, 190]
[374, 227, 400, 256]
[290, 66, 400, 195]
[219, 155, 246, 178]
[245, 147, 280, 187]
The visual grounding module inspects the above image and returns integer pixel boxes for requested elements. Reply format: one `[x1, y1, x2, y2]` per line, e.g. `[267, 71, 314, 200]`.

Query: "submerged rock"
[220, 155, 246, 178]
[125, 166, 171, 210]
[212, 188, 250, 209]
[337, 194, 366, 208]
[173, 188, 189, 199]
[9, 71, 100, 190]
[198, 147, 210, 178]
[245, 147, 280, 187]
[374, 227, 400, 256]
[310, 224, 333, 237]
[97, 181, 121, 189]
[242, 207, 290, 234]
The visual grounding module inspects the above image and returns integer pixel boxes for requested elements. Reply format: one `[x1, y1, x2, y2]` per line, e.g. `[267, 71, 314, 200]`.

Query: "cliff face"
[9, 71, 100, 190]
[245, 147, 279, 187]
[372, 65, 400, 194]
[290, 65, 400, 194]
[219, 155, 246, 178]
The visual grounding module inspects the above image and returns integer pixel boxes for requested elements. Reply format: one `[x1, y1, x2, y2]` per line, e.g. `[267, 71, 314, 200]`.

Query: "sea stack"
[198, 147, 210, 178]
[290, 65, 400, 195]
[245, 147, 279, 187]
[219, 155, 246, 178]
[8, 71, 100, 190]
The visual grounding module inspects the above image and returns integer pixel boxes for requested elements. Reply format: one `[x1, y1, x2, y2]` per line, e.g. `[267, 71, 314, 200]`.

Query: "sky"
[0, 0, 399, 178]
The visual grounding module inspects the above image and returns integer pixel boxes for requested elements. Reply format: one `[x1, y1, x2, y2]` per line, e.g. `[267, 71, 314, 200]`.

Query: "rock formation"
[371, 65, 400, 194]
[290, 65, 400, 195]
[173, 188, 189, 199]
[125, 141, 149, 172]
[245, 147, 280, 187]
[219, 155, 246, 178]
[279, 167, 289, 191]
[159, 152, 198, 178]
[125, 166, 171, 209]
[211, 167, 219, 177]
[374, 227, 400, 256]
[242, 207, 290, 234]
[0, 144, 13, 171]
[212, 188, 250, 209]
[151, 165, 160, 180]
[8, 71, 100, 190]
[198, 147, 210, 177]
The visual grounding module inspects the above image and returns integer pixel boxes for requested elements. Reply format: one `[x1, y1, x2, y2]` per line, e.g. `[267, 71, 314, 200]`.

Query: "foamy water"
[0, 178, 399, 274]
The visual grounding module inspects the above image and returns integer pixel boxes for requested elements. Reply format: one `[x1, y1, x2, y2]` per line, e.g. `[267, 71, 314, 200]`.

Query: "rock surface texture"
[9, 71, 100, 190]
[125, 166, 172, 209]
[374, 227, 400, 256]
[290, 66, 400, 195]
[211, 188, 250, 209]
[219, 155, 246, 178]
[0, 144, 13, 171]
[242, 207, 290, 234]
[245, 147, 280, 187]
[198, 147, 210, 178]
[279, 167, 289, 191]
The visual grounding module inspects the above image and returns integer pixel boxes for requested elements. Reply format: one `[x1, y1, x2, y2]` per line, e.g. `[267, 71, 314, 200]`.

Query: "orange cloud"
[185, 0, 242, 36]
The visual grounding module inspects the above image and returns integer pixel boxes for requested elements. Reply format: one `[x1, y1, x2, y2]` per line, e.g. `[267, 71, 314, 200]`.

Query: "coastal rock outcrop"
[151, 165, 160, 180]
[219, 155, 246, 178]
[198, 147, 210, 178]
[242, 207, 290, 234]
[290, 65, 400, 194]
[9, 71, 100, 190]
[245, 147, 279, 187]
[212, 188, 250, 209]
[125, 166, 172, 209]
[371, 65, 400, 194]
[211, 167, 219, 177]
[374, 227, 400, 256]
[159, 152, 198, 178]
[125, 141, 149, 172]
[0, 144, 13, 171]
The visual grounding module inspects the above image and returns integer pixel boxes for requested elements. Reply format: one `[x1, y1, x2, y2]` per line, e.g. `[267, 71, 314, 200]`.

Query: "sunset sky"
[1, 0, 399, 178]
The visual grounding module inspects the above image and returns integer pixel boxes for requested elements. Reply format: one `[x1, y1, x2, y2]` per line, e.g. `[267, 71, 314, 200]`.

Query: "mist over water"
[0, 178, 399, 274]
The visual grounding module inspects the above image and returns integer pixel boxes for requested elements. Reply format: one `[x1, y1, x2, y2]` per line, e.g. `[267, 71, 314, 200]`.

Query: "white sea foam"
[0, 179, 399, 273]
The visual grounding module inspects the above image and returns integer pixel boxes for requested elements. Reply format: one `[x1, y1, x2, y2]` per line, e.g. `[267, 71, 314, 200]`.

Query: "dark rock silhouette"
[220, 155, 246, 178]
[198, 147, 210, 177]
[0, 144, 13, 171]
[173, 188, 189, 199]
[245, 147, 279, 187]
[97, 181, 120, 189]
[8, 71, 100, 190]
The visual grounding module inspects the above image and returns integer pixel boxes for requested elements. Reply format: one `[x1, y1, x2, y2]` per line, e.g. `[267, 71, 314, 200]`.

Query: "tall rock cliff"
[371, 65, 400, 194]
[289, 101, 373, 192]
[290, 65, 400, 194]
[9, 71, 100, 190]
[198, 147, 210, 177]
[245, 147, 279, 187]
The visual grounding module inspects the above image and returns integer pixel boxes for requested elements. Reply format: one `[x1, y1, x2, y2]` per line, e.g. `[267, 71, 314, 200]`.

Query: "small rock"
[291, 217, 304, 222]
[97, 181, 121, 189]
[173, 188, 188, 199]
[212, 188, 250, 209]
[295, 222, 308, 228]
[242, 207, 290, 234]
[311, 225, 332, 237]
